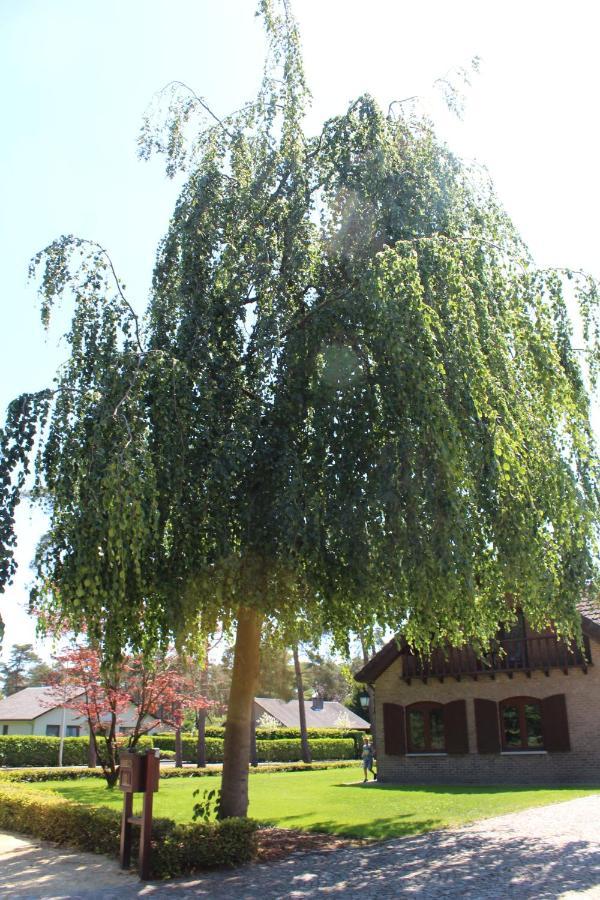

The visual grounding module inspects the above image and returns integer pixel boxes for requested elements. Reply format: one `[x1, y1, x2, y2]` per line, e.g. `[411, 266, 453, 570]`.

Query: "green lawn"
[29, 769, 599, 840]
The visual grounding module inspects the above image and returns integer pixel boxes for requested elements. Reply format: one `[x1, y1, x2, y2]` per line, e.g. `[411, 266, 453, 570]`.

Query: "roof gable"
[0, 686, 83, 721]
[254, 697, 370, 729]
[355, 607, 600, 684]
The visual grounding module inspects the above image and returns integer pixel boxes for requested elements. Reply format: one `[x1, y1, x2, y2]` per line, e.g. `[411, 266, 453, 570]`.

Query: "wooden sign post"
[119, 748, 160, 880]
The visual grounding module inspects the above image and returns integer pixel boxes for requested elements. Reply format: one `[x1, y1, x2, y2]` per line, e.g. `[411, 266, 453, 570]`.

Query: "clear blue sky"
[1, 0, 599, 660]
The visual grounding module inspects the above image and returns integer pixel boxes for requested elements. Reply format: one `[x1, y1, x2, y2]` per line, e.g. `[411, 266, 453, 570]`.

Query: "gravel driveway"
[2, 794, 600, 899]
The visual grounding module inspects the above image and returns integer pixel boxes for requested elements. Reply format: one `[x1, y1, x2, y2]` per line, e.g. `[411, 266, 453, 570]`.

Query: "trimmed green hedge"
[0, 735, 153, 768]
[152, 736, 356, 763]
[155, 728, 367, 757]
[0, 759, 360, 782]
[0, 783, 257, 877]
[0, 767, 106, 782]
[256, 738, 355, 762]
[152, 735, 223, 763]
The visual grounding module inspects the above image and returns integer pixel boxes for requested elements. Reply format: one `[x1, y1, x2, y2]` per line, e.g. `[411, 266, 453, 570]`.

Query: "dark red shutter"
[474, 698, 501, 753]
[542, 694, 571, 752]
[444, 699, 469, 753]
[383, 703, 406, 755]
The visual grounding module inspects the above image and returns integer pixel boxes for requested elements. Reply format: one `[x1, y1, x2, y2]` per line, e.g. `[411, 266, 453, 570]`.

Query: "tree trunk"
[219, 606, 262, 818]
[197, 643, 209, 768]
[250, 714, 258, 767]
[360, 635, 376, 757]
[196, 709, 207, 768]
[293, 645, 311, 764]
[175, 726, 183, 768]
[87, 730, 97, 768]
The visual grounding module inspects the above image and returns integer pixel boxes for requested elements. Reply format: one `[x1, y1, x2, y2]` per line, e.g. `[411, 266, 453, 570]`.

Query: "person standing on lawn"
[362, 737, 375, 782]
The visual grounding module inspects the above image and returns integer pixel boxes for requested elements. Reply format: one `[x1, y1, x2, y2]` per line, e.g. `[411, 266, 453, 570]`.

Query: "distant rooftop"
[254, 697, 370, 730]
[0, 686, 82, 721]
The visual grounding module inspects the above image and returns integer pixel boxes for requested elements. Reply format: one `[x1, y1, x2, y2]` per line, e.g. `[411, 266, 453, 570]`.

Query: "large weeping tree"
[1, 1, 599, 816]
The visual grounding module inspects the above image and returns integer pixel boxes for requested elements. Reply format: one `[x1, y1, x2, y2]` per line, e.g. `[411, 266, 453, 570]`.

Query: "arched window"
[406, 701, 445, 752]
[500, 697, 543, 750]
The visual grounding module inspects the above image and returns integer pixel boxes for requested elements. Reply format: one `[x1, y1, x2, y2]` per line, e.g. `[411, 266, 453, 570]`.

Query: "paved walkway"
[2, 794, 600, 899]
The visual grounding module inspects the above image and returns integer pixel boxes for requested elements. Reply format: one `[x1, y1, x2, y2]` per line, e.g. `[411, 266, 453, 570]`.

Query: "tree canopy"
[1, 0, 599, 813]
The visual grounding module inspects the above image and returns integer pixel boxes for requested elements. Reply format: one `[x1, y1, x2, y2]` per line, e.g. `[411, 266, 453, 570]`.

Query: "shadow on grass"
[36, 783, 123, 808]
[334, 782, 600, 794]
[266, 813, 442, 840]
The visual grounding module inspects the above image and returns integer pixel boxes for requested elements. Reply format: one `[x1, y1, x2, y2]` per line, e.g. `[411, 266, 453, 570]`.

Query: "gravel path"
[2, 794, 600, 899]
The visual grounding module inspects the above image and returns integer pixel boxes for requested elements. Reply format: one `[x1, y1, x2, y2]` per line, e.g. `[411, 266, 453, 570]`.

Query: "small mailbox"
[119, 749, 160, 880]
[119, 752, 145, 793]
[119, 750, 160, 794]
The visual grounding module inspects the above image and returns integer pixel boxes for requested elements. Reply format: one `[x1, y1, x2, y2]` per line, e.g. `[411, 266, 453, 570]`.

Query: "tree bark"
[87, 730, 97, 768]
[196, 709, 207, 768]
[175, 726, 183, 768]
[219, 606, 262, 818]
[293, 645, 311, 764]
[360, 635, 376, 756]
[197, 646, 209, 768]
[250, 714, 258, 767]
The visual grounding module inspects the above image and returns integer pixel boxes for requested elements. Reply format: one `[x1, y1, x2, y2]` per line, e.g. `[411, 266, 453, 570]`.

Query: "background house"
[254, 696, 370, 730]
[0, 686, 160, 737]
[356, 604, 600, 784]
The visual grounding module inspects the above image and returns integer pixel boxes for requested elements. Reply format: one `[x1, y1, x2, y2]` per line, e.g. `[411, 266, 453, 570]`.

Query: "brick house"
[355, 602, 600, 784]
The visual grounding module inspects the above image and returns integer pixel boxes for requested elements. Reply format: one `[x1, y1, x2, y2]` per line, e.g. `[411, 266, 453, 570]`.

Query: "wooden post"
[120, 792, 134, 869]
[119, 749, 160, 880]
[138, 751, 159, 880]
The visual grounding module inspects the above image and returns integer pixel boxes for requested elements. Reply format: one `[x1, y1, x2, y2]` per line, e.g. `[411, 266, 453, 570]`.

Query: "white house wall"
[0, 720, 34, 735]
[33, 708, 88, 736]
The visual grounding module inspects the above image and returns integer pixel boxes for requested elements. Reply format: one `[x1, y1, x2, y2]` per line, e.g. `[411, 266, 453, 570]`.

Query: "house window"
[501, 697, 544, 750]
[1, 725, 8, 735]
[66, 726, 80, 738]
[407, 702, 445, 752]
[46, 725, 60, 737]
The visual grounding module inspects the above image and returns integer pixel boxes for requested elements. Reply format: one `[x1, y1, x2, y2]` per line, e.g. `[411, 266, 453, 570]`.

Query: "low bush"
[0, 734, 153, 768]
[152, 735, 356, 763]
[0, 759, 359, 783]
[151, 735, 223, 763]
[256, 738, 355, 762]
[256, 728, 366, 756]
[0, 767, 105, 783]
[0, 783, 258, 877]
[154, 728, 367, 757]
[153, 759, 361, 778]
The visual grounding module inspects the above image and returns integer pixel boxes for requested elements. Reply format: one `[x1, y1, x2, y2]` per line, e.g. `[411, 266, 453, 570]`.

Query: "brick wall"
[374, 634, 600, 784]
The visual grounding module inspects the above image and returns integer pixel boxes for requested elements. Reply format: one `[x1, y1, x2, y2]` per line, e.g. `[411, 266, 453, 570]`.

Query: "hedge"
[0, 759, 360, 782]
[256, 738, 354, 762]
[0, 767, 106, 782]
[0, 734, 153, 768]
[152, 735, 223, 763]
[0, 783, 258, 878]
[152, 736, 356, 763]
[155, 728, 367, 756]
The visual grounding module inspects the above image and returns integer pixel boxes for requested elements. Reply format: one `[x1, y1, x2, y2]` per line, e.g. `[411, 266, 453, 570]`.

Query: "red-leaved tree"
[52, 645, 209, 786]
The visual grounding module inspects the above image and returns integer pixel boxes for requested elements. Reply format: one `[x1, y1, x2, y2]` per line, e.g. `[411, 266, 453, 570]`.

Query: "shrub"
[0, 734, 154, 768]
[0, 767, 105, 783]
[256, 738, 355, 762]
[151, 735, 223, 763]
[0, 759, 360, 784]
[153, 727, 367, 757]
[0, 783, 257, 877]
[152, 734, 357, 763]
[157, 759, 360, 778]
